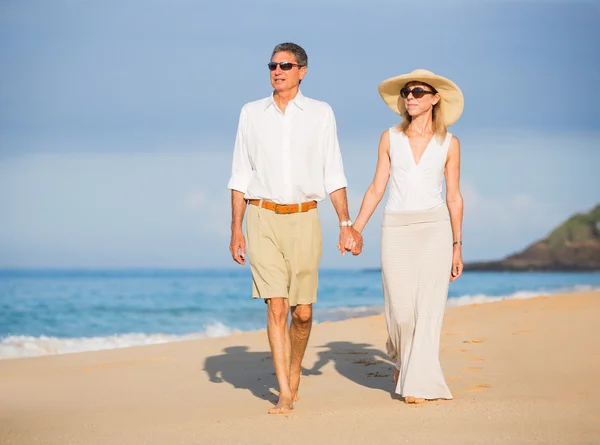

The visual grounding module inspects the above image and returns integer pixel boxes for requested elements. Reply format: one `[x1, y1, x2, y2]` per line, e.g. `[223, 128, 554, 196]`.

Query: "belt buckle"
[274, 203, 292, 214]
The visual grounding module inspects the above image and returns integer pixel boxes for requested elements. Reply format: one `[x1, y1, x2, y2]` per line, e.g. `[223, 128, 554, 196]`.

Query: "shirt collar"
[266, 90, 306, 112]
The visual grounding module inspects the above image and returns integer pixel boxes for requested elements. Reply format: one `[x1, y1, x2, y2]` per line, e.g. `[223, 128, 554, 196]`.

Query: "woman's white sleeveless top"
[385, 127, 452, 212]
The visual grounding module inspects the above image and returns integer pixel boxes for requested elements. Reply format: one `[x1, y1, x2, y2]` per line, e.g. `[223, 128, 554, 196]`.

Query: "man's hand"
[229, 229, 246, 265]
[338, 227, 363, 256]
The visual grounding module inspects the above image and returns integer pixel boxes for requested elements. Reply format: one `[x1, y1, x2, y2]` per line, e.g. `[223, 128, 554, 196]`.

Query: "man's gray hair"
[271, 42, 308, 67]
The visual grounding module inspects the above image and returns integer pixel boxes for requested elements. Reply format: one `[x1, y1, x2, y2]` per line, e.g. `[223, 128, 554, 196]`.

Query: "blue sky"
[1, 0, 599, 269]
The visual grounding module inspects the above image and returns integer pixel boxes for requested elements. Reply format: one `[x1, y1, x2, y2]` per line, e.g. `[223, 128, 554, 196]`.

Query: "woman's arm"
[445, 135, 464, 281]
[352, 130, 391, 235]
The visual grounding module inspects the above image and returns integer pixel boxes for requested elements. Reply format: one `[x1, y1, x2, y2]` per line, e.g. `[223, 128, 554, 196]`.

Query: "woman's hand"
[350, 233, 364, 256]
[450, 246, 463, 281]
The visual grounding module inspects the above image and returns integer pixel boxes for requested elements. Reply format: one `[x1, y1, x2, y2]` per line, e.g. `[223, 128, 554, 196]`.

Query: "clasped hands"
[338, 227, 364, 256]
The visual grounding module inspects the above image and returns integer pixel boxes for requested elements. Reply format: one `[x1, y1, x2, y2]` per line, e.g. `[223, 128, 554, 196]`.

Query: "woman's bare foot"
[268, 395, 293, 414]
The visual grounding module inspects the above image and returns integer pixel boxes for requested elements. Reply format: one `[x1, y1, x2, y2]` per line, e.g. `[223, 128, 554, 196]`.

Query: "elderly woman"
[351, 69, 464, 403]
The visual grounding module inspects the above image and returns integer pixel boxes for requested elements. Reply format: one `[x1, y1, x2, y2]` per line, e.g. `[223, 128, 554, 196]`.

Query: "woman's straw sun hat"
[378, 69, 464, 126]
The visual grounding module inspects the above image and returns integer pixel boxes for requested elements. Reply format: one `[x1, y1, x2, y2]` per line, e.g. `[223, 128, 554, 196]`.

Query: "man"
[227, 42, 362, 414]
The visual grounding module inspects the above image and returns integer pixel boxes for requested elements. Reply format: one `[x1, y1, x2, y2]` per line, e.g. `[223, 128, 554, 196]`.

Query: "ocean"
[1, 269, 599, 359]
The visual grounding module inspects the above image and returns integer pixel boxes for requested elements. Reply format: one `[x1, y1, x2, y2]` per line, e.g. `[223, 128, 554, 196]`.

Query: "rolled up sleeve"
[322, 105, 348, 194]
[227, 106, 253, 194]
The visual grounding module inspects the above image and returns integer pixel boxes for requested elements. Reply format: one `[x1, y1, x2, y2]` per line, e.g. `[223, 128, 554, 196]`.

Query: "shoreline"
[1, 287, 599, 361]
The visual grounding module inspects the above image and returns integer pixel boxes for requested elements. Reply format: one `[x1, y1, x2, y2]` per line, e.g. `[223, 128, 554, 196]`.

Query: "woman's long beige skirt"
[381, 204, 453, 400]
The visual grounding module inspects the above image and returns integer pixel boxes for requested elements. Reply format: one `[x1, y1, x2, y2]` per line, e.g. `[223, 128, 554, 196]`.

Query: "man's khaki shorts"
[246, 203, 322, 306]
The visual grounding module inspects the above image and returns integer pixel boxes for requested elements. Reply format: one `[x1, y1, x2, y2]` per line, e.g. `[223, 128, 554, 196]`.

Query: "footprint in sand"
[446, 322, 467, 327]
[367, 371, 390, 377]
[82, 356, 167, 371]
[468, 384, 491, 393]
[462, 338, 485, 344]
[462, 366, 483, 371]
[352, 359, 379, 366]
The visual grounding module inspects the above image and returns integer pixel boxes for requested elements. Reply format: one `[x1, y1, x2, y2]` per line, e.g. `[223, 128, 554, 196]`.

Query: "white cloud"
[184, 189, 206, 213]
[0, 128, 598, 267]
[461, 181, 561, 231]
[184, 188, 231, 238]
[0, 153, 233, 267]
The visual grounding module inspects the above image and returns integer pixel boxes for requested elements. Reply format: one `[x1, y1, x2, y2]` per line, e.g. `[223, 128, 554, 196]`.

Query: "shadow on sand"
[203, 346, 279, 403]
[203, 341, 397, 403]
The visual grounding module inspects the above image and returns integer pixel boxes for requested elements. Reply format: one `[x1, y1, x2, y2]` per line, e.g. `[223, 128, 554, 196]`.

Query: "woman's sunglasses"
[400, 87, 436, 99]
[268, 62, 301, 71]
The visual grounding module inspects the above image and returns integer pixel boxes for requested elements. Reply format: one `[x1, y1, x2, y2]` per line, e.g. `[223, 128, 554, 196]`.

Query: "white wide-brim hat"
[378, 69, 464, 126]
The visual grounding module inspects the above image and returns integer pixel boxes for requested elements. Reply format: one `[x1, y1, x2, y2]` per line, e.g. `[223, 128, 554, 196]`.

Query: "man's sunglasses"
[400, 87, 436, 99]
[268, 62, 301, 71]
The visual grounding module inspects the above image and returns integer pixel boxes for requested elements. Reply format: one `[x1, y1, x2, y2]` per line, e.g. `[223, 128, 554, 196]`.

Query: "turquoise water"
[1, 269, 599, 359]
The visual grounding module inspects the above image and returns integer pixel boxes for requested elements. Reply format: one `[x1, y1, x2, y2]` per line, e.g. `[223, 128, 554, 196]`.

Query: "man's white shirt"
[227, 91, 347, 204]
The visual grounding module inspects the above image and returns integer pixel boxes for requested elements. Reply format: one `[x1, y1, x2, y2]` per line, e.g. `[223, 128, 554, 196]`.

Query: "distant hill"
[465, 204, 600, 272]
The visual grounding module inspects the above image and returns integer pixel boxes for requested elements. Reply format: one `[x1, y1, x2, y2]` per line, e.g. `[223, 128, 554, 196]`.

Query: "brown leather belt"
[247, 199, 317, 214]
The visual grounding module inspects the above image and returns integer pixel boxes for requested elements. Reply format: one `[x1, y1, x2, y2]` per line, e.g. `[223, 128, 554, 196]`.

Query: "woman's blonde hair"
[396, 81, 447, 142]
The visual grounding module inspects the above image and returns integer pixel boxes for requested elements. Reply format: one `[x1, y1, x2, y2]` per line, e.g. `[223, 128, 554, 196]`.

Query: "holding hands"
[338, 226, 364, 256]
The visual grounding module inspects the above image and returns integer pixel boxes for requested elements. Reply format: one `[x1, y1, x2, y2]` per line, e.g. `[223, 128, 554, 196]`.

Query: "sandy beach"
[1, 291, 599, 445]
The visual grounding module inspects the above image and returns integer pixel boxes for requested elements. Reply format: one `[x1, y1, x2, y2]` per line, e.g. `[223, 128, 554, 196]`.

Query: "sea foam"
[1, 285, 598, 360]
[0, 321, 237, 360]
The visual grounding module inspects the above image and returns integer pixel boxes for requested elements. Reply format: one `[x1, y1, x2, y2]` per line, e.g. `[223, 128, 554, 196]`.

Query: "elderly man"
[227, 42, 362, 414]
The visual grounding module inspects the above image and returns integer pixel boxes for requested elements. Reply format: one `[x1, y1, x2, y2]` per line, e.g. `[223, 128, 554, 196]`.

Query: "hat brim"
[378, 71, 464, 126]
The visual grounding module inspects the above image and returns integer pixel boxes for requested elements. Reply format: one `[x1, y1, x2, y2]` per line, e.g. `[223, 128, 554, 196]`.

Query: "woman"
[351, 69, 464, 403]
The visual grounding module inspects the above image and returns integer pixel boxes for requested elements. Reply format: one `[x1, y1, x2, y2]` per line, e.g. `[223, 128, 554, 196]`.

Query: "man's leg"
[289, 303, 313, 402]
[266, 297, 293, 414]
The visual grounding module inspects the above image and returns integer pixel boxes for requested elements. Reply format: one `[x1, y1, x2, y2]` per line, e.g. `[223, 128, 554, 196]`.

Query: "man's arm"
[227, 106, 252, 265]
[329, 187, 350, 222]
[330, 187, 362, 256]
[321, 105, 361, 255]
[230, 190, 247, 264]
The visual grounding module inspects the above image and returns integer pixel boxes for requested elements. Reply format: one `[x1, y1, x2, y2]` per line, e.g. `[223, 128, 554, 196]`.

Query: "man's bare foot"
[290, 374, 301, 402]
[404, 396, 426, 404]
[268, 396, 293, 414]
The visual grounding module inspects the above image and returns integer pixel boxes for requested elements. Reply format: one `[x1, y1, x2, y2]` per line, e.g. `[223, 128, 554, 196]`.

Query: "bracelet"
[453, 240, 462, 246]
